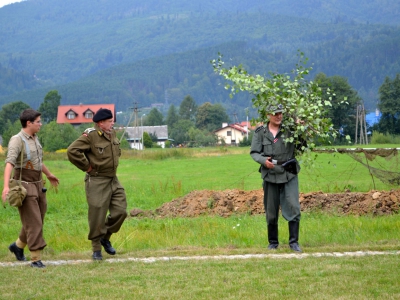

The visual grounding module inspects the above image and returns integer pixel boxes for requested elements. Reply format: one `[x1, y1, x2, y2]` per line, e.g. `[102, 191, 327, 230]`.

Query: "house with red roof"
[213, 123, 250, 145]
[56, 104, 116, 126]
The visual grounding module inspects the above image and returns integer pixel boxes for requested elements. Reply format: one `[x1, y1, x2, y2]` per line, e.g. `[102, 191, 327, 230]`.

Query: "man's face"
[98, 118, 114, 132]
[27, 116, 42, 134]
[268, 112, 283, 125]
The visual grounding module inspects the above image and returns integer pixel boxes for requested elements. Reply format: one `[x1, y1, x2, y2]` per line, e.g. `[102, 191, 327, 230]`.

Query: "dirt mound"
[130, 189, 400, 218]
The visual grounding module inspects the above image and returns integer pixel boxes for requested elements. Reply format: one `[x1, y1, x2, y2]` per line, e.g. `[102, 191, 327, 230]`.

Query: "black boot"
[288, 221, 302, 252]
[267, 224, 279, 249]
[9, 242, 26, 261]
[100, 238, 116, 255]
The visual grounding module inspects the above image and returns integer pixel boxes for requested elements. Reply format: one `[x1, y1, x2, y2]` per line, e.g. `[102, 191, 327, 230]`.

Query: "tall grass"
[0, 146, 398, 258]
[0, 146, 399, 299]
[370, 131, 400, 144]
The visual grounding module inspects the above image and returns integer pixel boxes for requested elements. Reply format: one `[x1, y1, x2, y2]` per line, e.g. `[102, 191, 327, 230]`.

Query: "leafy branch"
[211, 50, 350, 155]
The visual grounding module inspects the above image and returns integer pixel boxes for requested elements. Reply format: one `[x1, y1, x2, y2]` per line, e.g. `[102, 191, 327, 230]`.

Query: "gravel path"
[1, 250, 399, 267]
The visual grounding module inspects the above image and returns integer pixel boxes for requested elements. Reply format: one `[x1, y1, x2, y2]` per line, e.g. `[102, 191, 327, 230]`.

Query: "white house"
[213, 123, 249, 145]
[125, 125, 168, 149]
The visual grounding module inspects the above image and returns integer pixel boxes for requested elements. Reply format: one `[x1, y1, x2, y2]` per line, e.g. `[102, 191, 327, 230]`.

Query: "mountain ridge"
[1, 0, 399, 116]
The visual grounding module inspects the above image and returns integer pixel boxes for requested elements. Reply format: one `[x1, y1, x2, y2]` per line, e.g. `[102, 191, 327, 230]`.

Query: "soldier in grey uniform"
[67, 108, 127, 260]
[2, 109, 59, 268]
[250, 104, 304, 252]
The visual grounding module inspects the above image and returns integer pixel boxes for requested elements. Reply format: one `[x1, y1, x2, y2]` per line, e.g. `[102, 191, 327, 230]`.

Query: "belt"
[270, 159, 294, 165]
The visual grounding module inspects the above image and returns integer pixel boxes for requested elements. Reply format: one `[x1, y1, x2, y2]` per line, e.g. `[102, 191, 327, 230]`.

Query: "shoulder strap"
[17, 133, 31, 161]
[9, 136, 24, 182]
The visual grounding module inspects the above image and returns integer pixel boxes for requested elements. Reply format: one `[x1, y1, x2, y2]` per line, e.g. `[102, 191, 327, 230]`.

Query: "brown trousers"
[14, 168, 47, 251]
[85, 174, 127, 251]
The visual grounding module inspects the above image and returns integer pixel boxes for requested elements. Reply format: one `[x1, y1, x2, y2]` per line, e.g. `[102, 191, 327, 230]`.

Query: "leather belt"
[270, 159, 287, 165]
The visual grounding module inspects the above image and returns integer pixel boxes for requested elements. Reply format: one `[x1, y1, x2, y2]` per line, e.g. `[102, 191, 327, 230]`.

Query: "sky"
[0, 0, 24, 8]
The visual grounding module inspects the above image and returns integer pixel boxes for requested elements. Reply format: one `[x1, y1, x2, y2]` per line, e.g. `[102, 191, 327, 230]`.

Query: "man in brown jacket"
[67, 108, 127, 260]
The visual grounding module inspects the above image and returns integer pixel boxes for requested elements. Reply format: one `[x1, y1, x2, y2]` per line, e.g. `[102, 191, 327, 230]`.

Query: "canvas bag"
[6, 135, 28, 207]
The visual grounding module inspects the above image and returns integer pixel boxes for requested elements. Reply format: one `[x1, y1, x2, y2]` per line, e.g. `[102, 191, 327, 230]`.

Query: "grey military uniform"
[250, 124, 301, 224]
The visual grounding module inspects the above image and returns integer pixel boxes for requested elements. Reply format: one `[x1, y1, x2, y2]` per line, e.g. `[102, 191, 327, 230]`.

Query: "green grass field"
[0, 147, 399, 299]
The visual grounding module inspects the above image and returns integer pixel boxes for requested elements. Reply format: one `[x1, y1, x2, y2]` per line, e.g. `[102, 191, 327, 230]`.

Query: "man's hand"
[46, 174, 59, 187]
[1, 187, 9, 205]
[265, 157, 275, 169]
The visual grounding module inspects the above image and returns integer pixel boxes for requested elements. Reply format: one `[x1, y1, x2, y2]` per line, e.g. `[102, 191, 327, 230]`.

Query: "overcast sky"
[0, 0, 24, 8]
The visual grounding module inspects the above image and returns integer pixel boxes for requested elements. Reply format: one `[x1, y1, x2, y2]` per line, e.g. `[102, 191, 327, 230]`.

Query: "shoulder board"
[255, 125, 264, 133]
[83, 127, 96, 134]
[83, 128, 96, 136]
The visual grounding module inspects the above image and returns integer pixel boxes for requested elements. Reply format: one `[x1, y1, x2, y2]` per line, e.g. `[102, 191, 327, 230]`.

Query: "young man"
[250, 104, 302, 252]
[67, 108, 127, 260]
[2, 109, 59, 268]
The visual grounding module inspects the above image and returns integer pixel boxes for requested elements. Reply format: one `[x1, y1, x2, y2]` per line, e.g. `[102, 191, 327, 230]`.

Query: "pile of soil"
[130, 189, 400, 218]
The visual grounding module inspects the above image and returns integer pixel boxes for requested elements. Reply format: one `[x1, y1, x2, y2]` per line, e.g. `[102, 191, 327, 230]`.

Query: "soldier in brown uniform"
[2, 109, 59, 268]
[67, 108, 127, 260]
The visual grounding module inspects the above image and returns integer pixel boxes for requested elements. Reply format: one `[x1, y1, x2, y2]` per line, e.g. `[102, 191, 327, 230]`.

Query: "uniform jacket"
[250, 124, 300, 184]
[67, 124, 121, 177]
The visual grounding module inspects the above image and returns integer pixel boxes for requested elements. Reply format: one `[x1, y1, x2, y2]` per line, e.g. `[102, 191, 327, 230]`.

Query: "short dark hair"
[20, 109, 41, 128]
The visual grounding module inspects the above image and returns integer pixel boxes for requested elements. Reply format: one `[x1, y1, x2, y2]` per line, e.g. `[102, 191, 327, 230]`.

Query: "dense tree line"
[0, 76, 397, 151]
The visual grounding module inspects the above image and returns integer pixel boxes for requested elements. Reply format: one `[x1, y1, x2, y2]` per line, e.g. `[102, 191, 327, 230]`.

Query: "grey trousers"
[263, 176, 301, 225]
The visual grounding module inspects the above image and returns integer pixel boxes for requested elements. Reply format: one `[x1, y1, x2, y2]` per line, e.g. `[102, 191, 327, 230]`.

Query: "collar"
[94, 124, 112, 139]
[20, 129, 35, 139]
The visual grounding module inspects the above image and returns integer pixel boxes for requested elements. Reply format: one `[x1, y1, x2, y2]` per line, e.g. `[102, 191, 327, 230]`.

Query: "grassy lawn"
[0, 146, 399, 299]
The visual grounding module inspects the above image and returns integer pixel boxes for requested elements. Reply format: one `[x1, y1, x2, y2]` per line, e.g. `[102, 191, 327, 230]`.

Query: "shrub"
[370, 131, 400, 144]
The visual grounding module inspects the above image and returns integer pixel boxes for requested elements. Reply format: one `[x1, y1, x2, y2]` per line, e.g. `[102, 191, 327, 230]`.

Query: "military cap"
[93, 108, 113, 122]
[267, 104, 284, 114]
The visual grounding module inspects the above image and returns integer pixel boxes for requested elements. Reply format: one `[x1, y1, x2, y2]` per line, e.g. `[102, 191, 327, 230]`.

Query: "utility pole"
[245, 107, 249, 140]
[355, 102, 368, 145]
[120, 101, 140, 149]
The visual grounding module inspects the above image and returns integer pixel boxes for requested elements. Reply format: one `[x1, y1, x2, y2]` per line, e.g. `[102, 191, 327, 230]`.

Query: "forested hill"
[0, 0, 399, 117]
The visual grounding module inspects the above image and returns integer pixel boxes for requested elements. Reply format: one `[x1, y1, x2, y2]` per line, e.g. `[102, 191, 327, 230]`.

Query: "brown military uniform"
[67, 124, 127, 251]
[6, 130, 47, 251]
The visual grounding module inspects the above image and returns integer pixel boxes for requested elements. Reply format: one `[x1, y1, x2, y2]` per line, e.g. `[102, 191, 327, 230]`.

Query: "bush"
[370, 131, 400, 144]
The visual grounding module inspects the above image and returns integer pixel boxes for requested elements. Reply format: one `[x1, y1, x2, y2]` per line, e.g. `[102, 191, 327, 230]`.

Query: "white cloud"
[0, 0, 25, 9]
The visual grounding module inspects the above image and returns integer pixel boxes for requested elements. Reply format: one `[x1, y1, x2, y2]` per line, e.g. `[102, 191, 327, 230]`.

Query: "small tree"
[145, 108, 164, 126]
[169, 119, 194, 145]
[375, 74, 400, 135]
[2, 119, 22, 147]
[39, 90, 61, 123]
[38, 121, 80, 151]
[142, 131, 153, 148]
[166, 104, 179, 130]
[0, 101, 30, 135]
[196, 102, 230, 131]
[179, 95, 197, 121]
[315, 73, 360, 140]
[211, 51, 349, 155]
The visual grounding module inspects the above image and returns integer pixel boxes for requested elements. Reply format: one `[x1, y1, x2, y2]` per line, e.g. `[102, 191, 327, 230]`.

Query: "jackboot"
[267, 224, 279, 249]
[288, 221, 302, 252]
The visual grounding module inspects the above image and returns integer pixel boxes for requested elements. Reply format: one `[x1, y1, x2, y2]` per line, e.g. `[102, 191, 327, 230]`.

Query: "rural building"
[56, 104, 115, 126]
[125, 125, 168, 149]
[214, 123, 249, 145]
